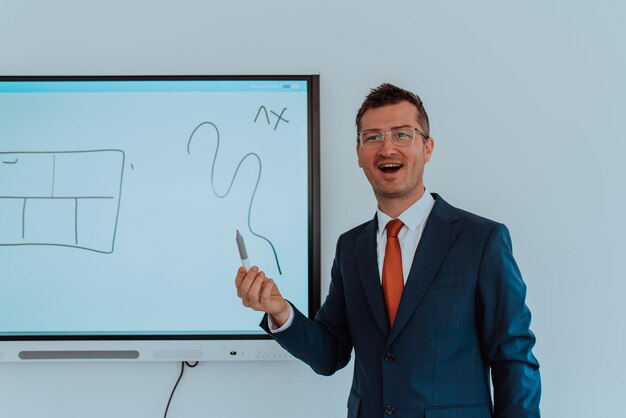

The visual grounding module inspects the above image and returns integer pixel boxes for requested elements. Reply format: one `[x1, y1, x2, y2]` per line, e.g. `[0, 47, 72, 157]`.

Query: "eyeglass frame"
[357, 127, 429, 148]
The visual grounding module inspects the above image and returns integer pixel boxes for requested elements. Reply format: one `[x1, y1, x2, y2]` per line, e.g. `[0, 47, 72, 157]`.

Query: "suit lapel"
[388, 195, 461, 344]
[355, 215, 390, 337]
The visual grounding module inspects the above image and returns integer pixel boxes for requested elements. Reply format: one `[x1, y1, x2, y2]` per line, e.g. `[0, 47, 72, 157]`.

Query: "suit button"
[384, 352, 395, 362]
[384, 405, 396, 415]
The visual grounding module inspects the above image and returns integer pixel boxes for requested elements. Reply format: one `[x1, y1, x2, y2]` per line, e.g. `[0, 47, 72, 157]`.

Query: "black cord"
[164, 361, 199, 418]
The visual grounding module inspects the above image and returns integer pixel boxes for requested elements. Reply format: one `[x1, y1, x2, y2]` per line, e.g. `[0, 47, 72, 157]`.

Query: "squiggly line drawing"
[187, 122, 282, 275]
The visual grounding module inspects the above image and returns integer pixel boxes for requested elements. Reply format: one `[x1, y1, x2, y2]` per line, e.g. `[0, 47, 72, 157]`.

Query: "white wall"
[1, 1, 625, 417]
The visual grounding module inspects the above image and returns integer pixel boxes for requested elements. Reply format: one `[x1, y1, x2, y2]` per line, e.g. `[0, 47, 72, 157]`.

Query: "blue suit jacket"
[262, 194, 540, 418]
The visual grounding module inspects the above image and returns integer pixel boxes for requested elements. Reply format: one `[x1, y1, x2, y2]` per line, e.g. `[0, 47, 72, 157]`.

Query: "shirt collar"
[377, 189, 435, 237]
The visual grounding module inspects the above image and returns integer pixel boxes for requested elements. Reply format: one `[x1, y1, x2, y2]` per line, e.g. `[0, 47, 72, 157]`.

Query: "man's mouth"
[378, 163, 403, 173]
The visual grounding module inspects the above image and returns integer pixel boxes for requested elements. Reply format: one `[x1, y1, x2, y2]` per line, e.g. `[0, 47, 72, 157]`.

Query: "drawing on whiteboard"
[254, 106, 271, 125]
[254, 106, 289, 131]
[187, 122, 283, 275]
[0, 150, 125, 253]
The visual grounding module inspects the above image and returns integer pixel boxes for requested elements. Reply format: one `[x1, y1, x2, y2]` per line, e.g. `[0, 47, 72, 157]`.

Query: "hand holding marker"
[235, 230, 290, 326]
[236, 230, 250, 269]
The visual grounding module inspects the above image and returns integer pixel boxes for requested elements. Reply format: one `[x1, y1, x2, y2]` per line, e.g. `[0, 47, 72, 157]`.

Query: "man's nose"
[378, 135, 397, 155]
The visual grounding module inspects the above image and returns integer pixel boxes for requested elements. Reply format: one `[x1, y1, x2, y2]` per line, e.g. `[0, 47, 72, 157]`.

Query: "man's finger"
[247, 271, 266, 308]
[260, 278, 274, 306]
[235, 266, 247, 297]
[238, 266, 259, 306]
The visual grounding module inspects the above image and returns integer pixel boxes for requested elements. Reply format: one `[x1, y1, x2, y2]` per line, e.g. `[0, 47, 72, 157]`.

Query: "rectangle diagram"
[0, 150, 125, 253]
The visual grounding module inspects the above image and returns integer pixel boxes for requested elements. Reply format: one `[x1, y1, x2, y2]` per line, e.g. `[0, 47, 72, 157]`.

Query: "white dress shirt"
[375, 190, 435, 285]
[269, 190, 436, 332]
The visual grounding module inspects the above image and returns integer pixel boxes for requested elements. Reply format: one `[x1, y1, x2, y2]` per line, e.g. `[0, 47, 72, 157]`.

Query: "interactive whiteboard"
[0, 76, 320, 361]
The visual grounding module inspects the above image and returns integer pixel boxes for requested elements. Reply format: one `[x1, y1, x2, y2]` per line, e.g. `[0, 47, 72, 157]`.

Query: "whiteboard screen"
[0, 76, 319, 339]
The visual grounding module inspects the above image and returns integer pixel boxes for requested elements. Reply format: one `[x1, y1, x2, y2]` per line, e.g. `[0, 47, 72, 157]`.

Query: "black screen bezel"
[0, 74, 320, 342]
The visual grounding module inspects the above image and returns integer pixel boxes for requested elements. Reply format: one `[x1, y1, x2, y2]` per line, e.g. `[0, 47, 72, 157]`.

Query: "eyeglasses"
[357, 127, 427, 149]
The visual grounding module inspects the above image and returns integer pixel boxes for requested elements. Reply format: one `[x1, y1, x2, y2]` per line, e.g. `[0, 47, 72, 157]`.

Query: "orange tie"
[382, 219, 404, 327]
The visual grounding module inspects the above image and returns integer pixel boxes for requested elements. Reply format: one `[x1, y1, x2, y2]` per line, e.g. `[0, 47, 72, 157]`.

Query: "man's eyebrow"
[390, 124, 414, 130]
[360, 124, 415, 132]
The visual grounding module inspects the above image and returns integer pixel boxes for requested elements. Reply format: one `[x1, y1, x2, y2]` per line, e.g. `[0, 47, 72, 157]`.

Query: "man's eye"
[393, 130, 414, 140]
[365, 134, 383, 142]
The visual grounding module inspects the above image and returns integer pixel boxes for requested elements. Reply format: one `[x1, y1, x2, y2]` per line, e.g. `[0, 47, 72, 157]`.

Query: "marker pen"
[236, 230, 250, 269]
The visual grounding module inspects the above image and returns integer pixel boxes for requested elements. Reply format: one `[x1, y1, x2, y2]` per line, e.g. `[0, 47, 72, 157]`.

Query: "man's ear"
[356, 145, 363, 167]
[424, 137, 435, 163]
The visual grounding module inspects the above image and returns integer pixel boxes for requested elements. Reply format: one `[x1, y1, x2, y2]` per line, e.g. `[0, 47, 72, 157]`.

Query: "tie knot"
[386, 219, 404, 238]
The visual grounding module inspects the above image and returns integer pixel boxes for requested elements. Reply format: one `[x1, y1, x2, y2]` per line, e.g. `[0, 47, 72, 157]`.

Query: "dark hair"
[355, 83, 430, 138]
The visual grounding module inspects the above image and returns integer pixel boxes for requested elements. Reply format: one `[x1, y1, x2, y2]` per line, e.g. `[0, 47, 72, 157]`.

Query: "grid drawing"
[0, 150, 125, 253]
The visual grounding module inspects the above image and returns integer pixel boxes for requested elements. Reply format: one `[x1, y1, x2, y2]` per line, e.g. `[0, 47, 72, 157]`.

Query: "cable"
[164, 361, 199, 418]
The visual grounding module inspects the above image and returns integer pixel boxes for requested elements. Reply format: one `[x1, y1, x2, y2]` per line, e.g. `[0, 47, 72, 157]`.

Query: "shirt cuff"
[267, 303, 294, 333]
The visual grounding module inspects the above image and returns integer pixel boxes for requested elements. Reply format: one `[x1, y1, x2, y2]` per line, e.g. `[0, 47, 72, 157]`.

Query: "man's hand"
[235, 266, 290, 327]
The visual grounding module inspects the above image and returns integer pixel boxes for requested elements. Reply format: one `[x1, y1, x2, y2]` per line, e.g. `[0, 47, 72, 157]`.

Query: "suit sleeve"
[477, 223, 541, 418]
[260, 236, 353, 376]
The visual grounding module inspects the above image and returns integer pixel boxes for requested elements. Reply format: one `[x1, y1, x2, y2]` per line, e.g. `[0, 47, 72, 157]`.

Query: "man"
[235, 83, 541, 418]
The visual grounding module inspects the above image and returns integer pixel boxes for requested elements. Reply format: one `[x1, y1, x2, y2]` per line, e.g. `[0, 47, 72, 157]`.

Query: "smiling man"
[235, 83, 541, 418]
[356, 98, 433, 218]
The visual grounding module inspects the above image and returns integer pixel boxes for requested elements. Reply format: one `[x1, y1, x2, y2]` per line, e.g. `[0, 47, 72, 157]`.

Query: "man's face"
[356, 101, 434, 206]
